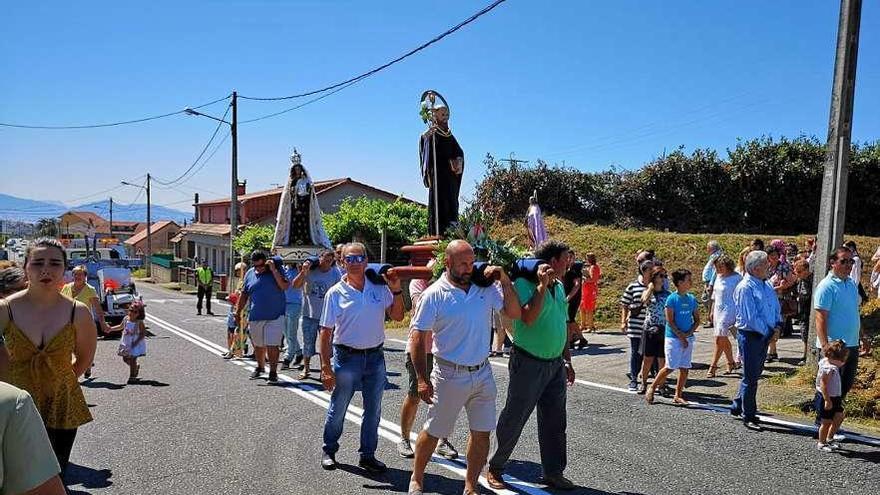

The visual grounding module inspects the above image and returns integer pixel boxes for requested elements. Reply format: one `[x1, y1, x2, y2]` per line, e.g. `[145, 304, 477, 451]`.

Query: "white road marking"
[385, 338, 880, 447]
[144, 314, 550, 495]
[143, 287, 880, 448]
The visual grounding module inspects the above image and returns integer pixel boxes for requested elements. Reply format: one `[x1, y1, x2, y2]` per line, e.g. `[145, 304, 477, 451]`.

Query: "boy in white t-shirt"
[815, 340, 849, 452]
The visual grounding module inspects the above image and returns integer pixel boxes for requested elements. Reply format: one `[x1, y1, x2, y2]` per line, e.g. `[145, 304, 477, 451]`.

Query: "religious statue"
[526, 191, 548, 250]
[419, 90, 464, 237]
[273, 149, 331, 249]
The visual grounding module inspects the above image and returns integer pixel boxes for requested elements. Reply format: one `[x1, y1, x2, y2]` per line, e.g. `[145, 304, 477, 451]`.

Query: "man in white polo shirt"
[318, 242, 405, 474]
[407, 240, 522, 495]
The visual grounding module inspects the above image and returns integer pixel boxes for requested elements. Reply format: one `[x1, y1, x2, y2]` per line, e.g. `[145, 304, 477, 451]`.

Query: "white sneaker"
[828, 441, 843, 450]
[832, 433, 846, 442]
[817, 442, 834, 453]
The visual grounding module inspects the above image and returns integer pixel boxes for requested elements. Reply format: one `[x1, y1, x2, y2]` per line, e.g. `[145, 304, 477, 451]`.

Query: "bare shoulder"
[72, 301, 94, 326]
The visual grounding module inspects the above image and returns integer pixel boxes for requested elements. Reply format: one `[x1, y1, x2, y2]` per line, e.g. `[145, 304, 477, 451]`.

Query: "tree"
[322, 197, 428, 261]
[232, 225, 274, 258]
[35, 218, 59, 238]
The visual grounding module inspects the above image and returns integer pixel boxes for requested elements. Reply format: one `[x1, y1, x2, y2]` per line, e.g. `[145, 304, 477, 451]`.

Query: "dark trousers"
[813, 347, 859, 423]
[197, 285, 212, 313]
[628, 337, 642, 383]
[46, 427, 78, 473]
[731, 331, 770, 422]
[489, 349, 567, 477]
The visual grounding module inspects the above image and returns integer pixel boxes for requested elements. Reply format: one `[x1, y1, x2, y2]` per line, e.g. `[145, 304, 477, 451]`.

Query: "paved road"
[65, 283, 879, 495]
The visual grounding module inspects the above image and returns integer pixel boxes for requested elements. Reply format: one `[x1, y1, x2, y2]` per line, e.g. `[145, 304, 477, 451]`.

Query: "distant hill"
[0, 193, 191, 224]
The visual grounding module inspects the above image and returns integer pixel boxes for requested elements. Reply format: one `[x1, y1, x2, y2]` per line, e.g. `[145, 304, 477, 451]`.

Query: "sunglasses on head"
[344, 254, 366, 263]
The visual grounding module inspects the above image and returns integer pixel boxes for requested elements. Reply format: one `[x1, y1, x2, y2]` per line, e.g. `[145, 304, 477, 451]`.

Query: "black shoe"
[197, 311, 202, 316]
[744, 419, 763, 432]
[207, 311, 215, 316]
[321, 453, 337, 470]
[249, 368, 264, 380]
[358, 456, 387, 474]
[541, 473, 575, 491]
[765, 353, 778, 363]
[730, 407, 742, 418]
[292, 354, 303, 367]
[281, 359, 291, 370]
[267, 372, 278, 384]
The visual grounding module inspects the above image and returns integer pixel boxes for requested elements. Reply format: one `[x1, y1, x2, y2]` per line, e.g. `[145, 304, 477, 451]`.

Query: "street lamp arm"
[184, 107, 230, 125]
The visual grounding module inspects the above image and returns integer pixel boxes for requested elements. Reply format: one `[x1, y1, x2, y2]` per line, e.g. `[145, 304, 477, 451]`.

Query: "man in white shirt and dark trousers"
[407, 240, 522, 495]
[318, 242, 405, 473]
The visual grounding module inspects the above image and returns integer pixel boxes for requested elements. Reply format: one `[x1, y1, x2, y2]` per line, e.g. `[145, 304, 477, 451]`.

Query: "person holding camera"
[637, 266, 670, 395]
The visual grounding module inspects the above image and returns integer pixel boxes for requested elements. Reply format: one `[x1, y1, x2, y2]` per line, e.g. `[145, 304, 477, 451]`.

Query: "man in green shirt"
[196, 261, 215, 316]
[488, 239, 576, 491]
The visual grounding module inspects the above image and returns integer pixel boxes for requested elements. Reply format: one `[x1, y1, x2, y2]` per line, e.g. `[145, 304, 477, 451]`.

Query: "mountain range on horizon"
[0, 193, 192, 224]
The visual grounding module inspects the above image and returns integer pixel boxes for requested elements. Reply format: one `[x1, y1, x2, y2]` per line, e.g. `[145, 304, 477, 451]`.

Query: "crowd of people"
[0, 232, 877, 494]
[617, 237, 873, 449]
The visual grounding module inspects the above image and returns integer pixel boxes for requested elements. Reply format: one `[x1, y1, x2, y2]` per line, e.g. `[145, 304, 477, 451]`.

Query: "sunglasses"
[837, 258, 854, 265]
[344, 254, 366, 264]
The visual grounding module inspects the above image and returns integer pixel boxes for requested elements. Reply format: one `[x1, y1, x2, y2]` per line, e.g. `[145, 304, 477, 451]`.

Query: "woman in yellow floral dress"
[0, 238, 97, 473]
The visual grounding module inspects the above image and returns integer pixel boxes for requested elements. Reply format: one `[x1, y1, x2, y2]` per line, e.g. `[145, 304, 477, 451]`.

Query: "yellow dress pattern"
[4, 310, 93, 430]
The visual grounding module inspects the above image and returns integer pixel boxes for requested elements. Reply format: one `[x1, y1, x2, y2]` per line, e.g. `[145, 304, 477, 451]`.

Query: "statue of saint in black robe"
[420, 126, 464, 237]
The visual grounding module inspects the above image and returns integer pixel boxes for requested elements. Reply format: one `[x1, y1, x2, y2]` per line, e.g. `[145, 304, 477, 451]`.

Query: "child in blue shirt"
[647, 269, 700, 405]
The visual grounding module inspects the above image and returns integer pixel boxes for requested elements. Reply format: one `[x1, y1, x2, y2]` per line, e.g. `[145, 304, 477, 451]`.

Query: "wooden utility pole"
[108, 197, 113, 241]
[229, 91, 239, 289]
[809, 0, 862, 360]
[146, 174, 152, 278]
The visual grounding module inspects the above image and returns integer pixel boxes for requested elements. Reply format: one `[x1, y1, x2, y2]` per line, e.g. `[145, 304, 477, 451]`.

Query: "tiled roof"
[123, 220, 179, 245]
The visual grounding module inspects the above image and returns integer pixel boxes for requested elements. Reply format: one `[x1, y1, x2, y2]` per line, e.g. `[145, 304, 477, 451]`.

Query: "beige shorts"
[423, 358, 497, 438]
[248, 316, 285, 347]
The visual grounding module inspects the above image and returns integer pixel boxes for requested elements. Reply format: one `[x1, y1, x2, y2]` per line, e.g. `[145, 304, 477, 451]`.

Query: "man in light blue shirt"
[812, 246, 870, 423]
[730, 250, 781, 431]
[281, 262, 303, 370]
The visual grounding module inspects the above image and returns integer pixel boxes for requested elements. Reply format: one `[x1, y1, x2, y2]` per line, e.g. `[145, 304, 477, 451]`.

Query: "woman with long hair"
[0, 238, 97, 473]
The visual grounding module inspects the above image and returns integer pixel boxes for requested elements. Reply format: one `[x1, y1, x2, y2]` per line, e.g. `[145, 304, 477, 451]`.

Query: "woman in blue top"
[647, 269, 700, 405]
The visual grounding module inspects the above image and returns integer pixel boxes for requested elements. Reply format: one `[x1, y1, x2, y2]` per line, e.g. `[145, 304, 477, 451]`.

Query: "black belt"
[512, 345, 562, 363]
[334, 343, 384, 354]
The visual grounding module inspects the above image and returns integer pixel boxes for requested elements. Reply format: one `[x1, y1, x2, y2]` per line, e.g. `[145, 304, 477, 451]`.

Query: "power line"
[239, 0, 507, 102]
[0, 94, 231, 130]
[154, 104, 231, 186]
[240, 79, 360, 124]
[170, 131, 231, 188]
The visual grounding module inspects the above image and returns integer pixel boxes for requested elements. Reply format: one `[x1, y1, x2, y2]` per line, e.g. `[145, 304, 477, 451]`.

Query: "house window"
[212, 248, 217, 270]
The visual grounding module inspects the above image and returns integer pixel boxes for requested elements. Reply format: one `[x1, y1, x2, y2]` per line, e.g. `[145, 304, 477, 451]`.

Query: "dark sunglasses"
[344, 254, 366, 264]
[837, 258, 854, 265]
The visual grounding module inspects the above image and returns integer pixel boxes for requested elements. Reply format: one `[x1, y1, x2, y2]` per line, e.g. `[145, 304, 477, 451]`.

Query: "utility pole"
[229, 90, 239, 288]
[809, 0, 861, 362]
[146, 174, 153, 279]
[109, 197, 113, 242]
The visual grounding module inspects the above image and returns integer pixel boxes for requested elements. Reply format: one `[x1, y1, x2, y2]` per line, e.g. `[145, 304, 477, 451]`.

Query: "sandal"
[298, 370, 311, 380]
[707, 366, 717, 378]
[645, 387, 655, 404]
[673, 397, 690, 406]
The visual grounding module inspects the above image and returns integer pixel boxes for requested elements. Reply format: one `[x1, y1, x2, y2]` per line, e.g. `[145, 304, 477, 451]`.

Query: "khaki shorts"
[423, 358, 497, 438]
[248, 316, 285, 347]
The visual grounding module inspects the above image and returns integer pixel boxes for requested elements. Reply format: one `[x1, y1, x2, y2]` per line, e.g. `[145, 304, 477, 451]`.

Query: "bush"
[233, 225, 275, 257]
[322, 197, 428, 259]
[474, 136, 880, 235]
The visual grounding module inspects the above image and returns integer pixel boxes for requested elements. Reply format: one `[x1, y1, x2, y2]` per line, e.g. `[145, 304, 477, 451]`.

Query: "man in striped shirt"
[620, 260, 655, 391]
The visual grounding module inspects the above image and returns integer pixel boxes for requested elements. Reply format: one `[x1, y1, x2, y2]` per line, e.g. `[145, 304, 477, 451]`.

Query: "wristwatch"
[391, 289, 403, 296]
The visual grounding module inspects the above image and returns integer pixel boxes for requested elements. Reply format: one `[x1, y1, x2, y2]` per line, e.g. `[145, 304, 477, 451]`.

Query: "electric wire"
[0, 94, 231, 130]
[238, 0, 507, 101]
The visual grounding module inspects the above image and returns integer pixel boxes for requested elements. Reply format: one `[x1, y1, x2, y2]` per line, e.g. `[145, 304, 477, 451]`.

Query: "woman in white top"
[708, 255, 742, 377]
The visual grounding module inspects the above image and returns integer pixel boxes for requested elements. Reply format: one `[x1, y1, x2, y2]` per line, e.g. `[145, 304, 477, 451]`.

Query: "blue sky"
[1, 0, 878, 215]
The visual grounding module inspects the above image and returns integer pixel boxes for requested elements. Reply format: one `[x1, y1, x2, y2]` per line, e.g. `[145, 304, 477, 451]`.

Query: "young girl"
[647, 269, 700, 405]
[113, 301, 147, 384]
[638, 266, 670, 396]
[816, 340, 849, 452]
